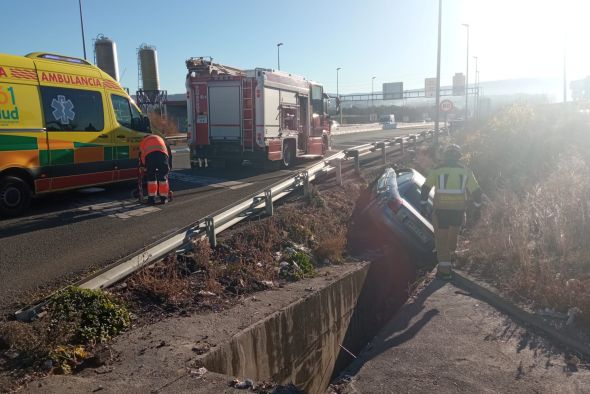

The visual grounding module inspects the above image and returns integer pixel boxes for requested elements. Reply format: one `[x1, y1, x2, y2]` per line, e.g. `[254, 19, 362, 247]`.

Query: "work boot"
[160, 197, 168, 205]
[147, 196, 156, 205]
[436, 261, 452, 280]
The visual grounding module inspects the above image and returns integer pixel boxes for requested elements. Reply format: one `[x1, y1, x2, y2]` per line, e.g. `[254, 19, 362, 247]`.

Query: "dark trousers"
[145, 151, 170, 182]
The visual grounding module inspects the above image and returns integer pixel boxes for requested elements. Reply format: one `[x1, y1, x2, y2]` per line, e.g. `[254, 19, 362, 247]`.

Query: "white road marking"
[168, 172, 252, 190]
[74, 200, 161, 220]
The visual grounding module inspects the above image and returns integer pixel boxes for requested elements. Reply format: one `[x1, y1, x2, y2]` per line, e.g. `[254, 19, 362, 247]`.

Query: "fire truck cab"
[185, 57, 331, 169]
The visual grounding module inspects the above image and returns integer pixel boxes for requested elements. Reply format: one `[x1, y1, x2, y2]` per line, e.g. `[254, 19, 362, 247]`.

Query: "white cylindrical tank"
[139, 44, 160, 91]
[94, 34, 119, 81]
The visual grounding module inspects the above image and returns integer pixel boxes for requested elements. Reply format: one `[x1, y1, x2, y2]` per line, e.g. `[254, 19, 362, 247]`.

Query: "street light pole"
[277, 42, 283, 70]
[473, 56, 478, 119]
[462, 23, 469, 120]
[371, 76, 376, 121]
[78, 0, 87, 60]
[434, 0, 442, 149]
[337, 67, 342, 124]
[563, 35, 567, 103]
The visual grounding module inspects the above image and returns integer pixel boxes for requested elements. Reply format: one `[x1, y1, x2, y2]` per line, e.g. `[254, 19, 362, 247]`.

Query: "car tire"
[281, 142, 294, 168]
[0, 176, 32, 218]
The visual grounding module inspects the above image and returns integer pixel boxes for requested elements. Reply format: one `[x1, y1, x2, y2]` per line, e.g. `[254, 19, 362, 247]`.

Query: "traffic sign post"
[440, 100, 453, 130]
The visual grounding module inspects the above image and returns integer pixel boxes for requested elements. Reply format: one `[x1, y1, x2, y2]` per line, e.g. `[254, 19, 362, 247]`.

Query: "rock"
[256, 262, 263, 268]
[279, 261, 290, 269]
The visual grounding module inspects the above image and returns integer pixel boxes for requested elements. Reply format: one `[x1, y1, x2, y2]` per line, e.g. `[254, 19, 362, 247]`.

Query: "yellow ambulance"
[0, 52, 152, 217]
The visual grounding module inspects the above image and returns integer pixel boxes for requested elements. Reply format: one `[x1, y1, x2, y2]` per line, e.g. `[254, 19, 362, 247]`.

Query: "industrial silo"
[94, 34, 119, 81]
[138, 44, 160, 91]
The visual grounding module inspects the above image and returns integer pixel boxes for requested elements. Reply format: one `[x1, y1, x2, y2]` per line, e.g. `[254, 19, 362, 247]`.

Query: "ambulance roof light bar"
[26, 53, 91, 65]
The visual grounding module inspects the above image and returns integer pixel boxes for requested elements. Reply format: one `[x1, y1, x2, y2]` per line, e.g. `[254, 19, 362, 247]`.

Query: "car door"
[109, 94, 150, 180]
[40, 86, 116, 190]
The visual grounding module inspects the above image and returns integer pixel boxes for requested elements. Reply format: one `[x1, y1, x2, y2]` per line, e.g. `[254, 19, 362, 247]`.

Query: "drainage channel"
[198, 237, 423, 393]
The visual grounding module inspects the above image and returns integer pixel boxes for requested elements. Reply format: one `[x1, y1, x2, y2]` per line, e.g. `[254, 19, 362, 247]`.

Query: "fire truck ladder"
[242, 79, 254, 151]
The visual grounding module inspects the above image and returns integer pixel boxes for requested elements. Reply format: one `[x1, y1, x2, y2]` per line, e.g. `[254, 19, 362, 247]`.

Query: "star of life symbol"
[51, 95, 75, 124]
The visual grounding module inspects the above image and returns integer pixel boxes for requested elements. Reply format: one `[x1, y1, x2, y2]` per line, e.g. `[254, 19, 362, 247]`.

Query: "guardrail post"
[205, 217, 216, 248]
[302, 171, 310, 197]
[334, 158, 342, 186]
[264, 189, 273, 216]
[375, 142, 386, 164]
[395, 137, 404, 155]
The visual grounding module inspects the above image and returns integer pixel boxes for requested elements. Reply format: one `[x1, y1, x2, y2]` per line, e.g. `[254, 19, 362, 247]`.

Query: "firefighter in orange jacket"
[139, 134, 172, 205]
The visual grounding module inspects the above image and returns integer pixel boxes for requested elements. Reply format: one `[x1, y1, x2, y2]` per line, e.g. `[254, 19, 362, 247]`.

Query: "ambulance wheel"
[0, 176, 31, 218]
[281, 142, 294, 168]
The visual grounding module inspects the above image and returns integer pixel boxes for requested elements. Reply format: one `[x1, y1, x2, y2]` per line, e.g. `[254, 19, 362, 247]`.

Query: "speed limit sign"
[440, 100, 454, 112]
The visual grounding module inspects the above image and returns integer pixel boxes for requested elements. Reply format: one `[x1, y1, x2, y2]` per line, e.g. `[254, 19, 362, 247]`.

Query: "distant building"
[164, 94, 188, 132]
[570, 77, 590, 100]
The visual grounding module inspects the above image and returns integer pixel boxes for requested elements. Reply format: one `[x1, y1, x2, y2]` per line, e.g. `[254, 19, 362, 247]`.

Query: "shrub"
[48, 287, 131, 344]
[291, 251, 314, 277]
[455, 104, 590, 330]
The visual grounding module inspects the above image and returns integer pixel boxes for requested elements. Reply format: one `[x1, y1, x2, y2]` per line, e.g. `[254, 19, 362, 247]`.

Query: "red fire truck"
[185, 57, 331, 168]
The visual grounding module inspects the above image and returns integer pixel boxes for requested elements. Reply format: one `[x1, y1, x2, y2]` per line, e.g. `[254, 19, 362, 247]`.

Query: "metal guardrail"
[15, 129, 437, 321]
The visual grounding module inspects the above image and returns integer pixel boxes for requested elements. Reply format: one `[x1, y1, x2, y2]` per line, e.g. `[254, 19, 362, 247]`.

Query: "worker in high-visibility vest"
[139, 134, 172, 205]
[420, 144, 481, 279]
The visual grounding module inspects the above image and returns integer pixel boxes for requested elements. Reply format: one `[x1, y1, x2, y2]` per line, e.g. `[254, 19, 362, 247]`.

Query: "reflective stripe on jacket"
[139, 135, 168, 165]
[422, 165, 480, 210]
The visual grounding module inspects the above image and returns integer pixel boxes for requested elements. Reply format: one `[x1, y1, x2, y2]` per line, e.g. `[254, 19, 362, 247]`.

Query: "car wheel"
[281, 142, 294, 168]
[0, 176, 32, 218]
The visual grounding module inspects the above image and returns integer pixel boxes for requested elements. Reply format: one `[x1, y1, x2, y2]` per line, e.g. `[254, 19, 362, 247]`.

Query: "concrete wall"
[202, 264, 370, 394]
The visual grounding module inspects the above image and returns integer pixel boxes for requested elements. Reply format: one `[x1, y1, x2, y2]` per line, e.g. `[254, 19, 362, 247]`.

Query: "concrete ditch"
[200, 247, 420, 393]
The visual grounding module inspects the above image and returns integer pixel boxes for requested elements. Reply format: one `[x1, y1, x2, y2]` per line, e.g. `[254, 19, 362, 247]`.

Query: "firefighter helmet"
[444, 144, 462, 162]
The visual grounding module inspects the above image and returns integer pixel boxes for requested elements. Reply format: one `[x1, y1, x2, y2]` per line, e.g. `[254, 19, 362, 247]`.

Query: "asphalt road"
[0, 126, 424, 308]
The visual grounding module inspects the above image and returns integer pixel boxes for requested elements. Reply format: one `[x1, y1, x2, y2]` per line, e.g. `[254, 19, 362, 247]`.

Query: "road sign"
[453, 73, 465, 96]
[425, 78, 437, 97]
[440, 99, 454, 112]
[383, 82, 403, 100]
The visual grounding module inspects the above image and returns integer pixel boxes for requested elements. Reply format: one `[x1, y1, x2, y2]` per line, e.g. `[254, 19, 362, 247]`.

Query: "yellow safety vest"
[424, 165, 480, 210]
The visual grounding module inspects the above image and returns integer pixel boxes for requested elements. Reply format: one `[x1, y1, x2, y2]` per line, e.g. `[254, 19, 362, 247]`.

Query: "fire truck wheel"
[0, 176, 32, 218]
[281, 142, 294, 168]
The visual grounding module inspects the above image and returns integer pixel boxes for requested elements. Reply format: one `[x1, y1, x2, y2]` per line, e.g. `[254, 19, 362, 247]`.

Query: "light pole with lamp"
[277, 42, 283, 70]
[434, 0, 442, 149]
[473, 56, 478, 119]
[371, 76, 376, 121]
[462, 23, 469, 120]
[78, 0, 87, 60]
[337, 67, 342, 124]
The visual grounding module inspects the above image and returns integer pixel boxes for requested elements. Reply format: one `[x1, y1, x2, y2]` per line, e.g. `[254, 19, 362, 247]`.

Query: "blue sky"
[3, 0, 589, 95]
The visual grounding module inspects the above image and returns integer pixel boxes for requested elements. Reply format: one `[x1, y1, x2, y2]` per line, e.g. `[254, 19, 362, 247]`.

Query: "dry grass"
[118, 177, 365, 318]
[454, 103, 590, 330]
